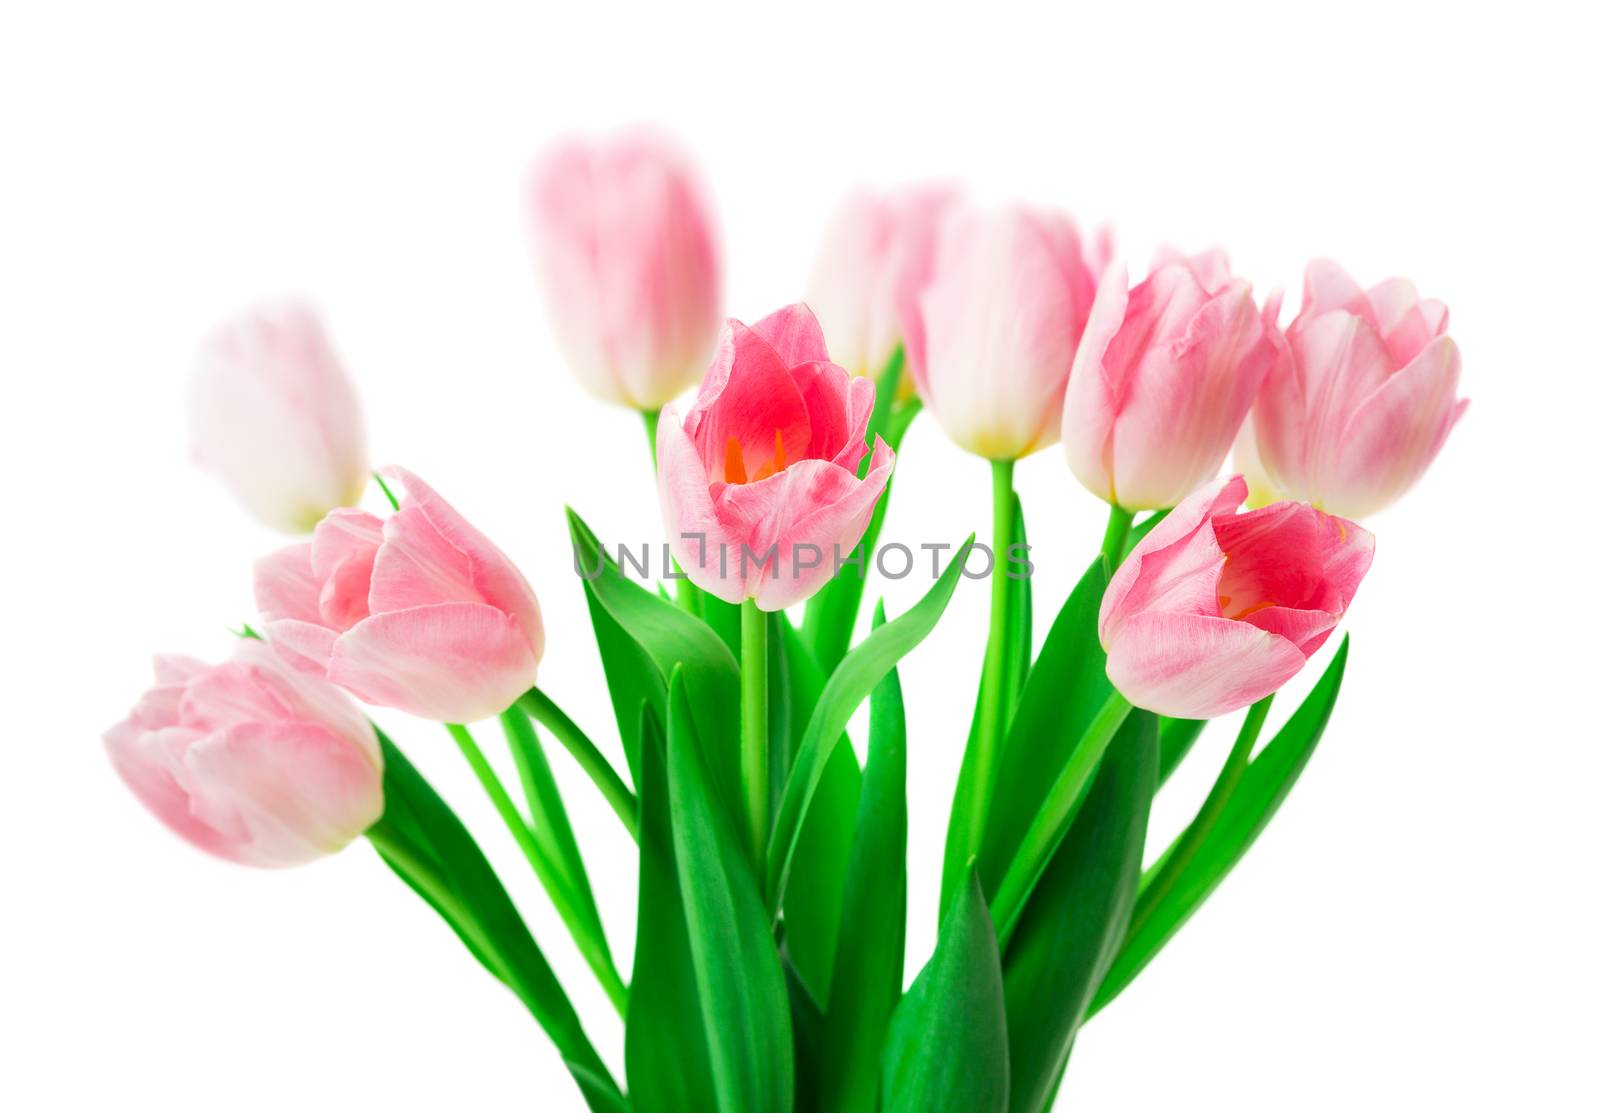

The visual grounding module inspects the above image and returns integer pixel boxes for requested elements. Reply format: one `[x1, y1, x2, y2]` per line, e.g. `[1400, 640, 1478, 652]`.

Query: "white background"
[4, 2, 1596, 1109]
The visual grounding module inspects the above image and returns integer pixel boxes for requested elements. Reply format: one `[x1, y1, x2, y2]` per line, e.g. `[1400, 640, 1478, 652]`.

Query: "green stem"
[1129, 694, 1274, 941]
[1100, 502, 1134, 567]
[990, 691, 1133, 945]
[963, 458, 1018, 859]
[519, 689, 638, 841]
[642, 408, 661, 467]
[446, 722, 628, 1015]
[741, 598, 770, 868]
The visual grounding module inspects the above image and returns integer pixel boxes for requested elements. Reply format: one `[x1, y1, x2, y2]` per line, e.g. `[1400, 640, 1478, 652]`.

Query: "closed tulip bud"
[189, 299, 368, 533]
[254, 467, 544, 723]
[905, 204, 1108, 460]
[657, 303, 894, 611]
[1100, 475, 1373, 719]
[525, 128, 723, 410]
[1064, 250, 1281, 510]
[103, 641, 383, 868]
[806, 184, 958, 378]
[1251, 259, 1468, 518]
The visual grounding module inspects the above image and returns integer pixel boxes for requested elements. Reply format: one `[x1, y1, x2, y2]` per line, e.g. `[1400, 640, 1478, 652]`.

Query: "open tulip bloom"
[111, 143, 1468, 1113]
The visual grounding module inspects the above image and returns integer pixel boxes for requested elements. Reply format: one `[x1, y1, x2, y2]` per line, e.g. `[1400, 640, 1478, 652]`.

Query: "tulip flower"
[905, 204, 1107, 460]
[656, 303, 894, 611]
[254, 467, 545, 723]
[1100, 475, 1373, 719]
[525, 128, 722, 411]
[189, 299, 368, 533]
[806, 184, 958, 379]
[1249, 259, 1467, 518]
[1064, 249, 1281, 510]
[103, 641, 383, 868]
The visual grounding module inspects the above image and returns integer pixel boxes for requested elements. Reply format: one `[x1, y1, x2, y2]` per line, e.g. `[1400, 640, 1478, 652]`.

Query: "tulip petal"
[790, 359, 873, 470]
[381, 467, 545, 660]
[686, 323, 814, 481]
[1329, 336, 1464, 518]
[330, 604, 540, 723]
[1108, 282, 1270, 509]
[104, 720, 230, 859]
[1106, 612, 1306, 719]
[656, 407, 752, 603]
[184, 721, 384, 867]
[260, 618, 339, 675]
[1100, 476, 1247, 643]
[1062, 263, 1129, 502]
[751, 302, 831, 366]
[254, 543, 322, 625]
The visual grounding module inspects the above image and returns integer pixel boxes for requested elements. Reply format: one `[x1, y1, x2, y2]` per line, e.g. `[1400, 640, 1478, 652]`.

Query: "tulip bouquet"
[106, 128, 1466, 1112]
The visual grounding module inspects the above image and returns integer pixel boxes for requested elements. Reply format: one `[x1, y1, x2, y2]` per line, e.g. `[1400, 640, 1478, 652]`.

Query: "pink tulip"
[254, 467, 545, 723]
[1064, 250, 1282, 510]
[1100, 475, 1373, 719]
[1250, 259, 1467, 518]
[806, 184, 959, 378]
[657, 303, 894, 611]
[525, 128, 722, 410]
[905, 204, 1108, 460]
[103, 641, 383, 868]
[189, 299, 368, 533]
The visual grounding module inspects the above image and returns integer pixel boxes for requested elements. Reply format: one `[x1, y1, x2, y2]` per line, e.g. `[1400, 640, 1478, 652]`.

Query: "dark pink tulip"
[104, 641, 383, 867]
[1100, 475, 1373, 718]
[254, 467, 544, 723]
[657, 303, 894, 610]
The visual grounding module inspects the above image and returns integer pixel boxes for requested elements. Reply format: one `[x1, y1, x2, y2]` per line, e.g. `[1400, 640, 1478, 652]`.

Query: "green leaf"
[667, 668, 795, 1113]
[367, 732, 624, 1113]
[819, 603, 909, 1113]
[774, 612, 862, 1005]
[782, 741, 860, 1002]
[767, 535, 974, 909]
[784, 957, 827, 1113]
[626, 706, 717, 1113]
[798, 348, 919, 674]
[1091, 636, 1351, 1015]
[944, 556, 1112, 915]
[1002, 709, 1158, 1113]
[940, 492, 1032, 915]
[569, 507, 742, 816]
[880, 869, 1009, 1113]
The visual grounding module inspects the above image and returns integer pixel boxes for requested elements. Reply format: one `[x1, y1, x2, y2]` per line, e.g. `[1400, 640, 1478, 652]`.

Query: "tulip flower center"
[723, 430, 789, 485]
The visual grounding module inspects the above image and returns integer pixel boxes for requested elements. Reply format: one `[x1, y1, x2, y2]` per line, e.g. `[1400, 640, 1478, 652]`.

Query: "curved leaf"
[668, 668, 795, 1113]
[626, 706, 717, 1113]
[1091, 636, 1351, 1015]
[881, 869, 1008, 1113]
[568, 507, 741, 815]
[819, 603, 908, 1113]
[1002, 709, 1157, 1113]
[767, 536, 973, 909]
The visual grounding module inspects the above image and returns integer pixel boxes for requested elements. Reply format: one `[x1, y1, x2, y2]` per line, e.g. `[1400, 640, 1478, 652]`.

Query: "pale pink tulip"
[189, 299, 368, 533]
[1064, 250, 1281, 510]
[806, 184, 959, 378]
[1100, 475, 1373, 719]
[1250, 259, 1467, 518]
[254, 467, 544, 722]
[526, 128, 722, 410]
[657, 303, 894, 610]
[905, 204, 1108, 459]
[103, 641, 383, 868]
